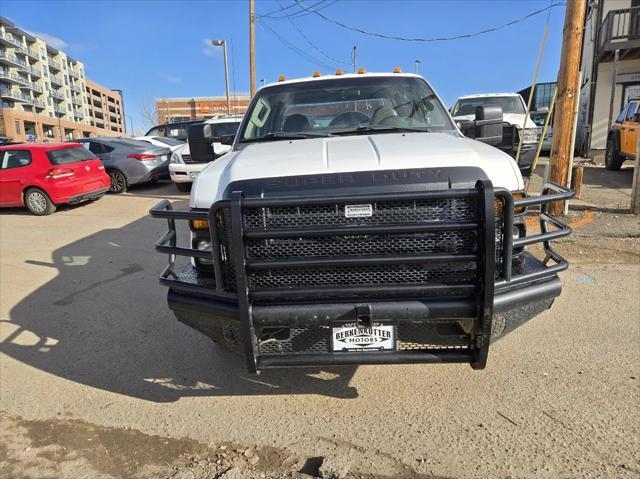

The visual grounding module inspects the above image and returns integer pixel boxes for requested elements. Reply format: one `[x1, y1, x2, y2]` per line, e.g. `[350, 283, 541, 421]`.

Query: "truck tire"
[605, 138, 625, 171]
[175, 182, 191, 193]
[24, 188, 56, 216]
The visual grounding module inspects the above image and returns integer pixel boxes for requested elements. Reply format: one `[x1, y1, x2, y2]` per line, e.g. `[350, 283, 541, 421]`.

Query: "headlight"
[521, 128, 539, 144]
[194, 237, 214, 267]
[170, 152, 183, 164]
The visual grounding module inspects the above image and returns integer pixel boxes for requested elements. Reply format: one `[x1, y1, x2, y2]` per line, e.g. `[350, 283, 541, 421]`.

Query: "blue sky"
[0, 0, 565, 134]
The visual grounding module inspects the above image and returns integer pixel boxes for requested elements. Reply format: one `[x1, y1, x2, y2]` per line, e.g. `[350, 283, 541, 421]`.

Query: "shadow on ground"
[1, 198, 357, 402]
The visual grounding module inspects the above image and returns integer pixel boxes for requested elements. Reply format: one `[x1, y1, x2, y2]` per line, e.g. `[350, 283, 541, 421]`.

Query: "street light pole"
[212, 40, 231, 115]
[415, 59, 422, 75]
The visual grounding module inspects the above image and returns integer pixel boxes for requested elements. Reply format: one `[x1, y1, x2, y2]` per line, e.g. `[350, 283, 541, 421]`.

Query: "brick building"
[155, 95, 250, 124]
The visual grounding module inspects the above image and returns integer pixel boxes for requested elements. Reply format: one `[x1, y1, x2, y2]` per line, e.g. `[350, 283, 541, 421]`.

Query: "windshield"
[212, 121, 241, 137]
[452, 96, 525, 116]
[239, 76, 454, 142]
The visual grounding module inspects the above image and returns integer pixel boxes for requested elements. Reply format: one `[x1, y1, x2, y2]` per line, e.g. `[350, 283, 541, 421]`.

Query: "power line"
[294, 0, 566, 42]
[274, 0, 350, 66]
[258, 0, 339, 20]
[258, 20, 336, 71]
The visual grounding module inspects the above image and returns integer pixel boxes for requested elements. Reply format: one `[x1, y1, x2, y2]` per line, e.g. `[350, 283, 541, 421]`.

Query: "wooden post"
[249, 0, 256, 97]
[571, 165, 584, 199]
[549, 0, 587, 215]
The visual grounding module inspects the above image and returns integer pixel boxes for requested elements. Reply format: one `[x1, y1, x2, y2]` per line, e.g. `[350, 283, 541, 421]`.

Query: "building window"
[47, 97, 52, 106]
[14, 120, 21, 134]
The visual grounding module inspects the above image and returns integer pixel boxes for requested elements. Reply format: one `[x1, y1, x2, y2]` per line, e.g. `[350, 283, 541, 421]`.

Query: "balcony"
[0, 50, 27, 68]
[13, 45, 39, 61]
[26, 65, 42, 77]
[53, 107, 66, 116]
[49, 90, 65, 100]
[19, 81, 44, 94]
[69, 68, 80, 78]
[71, 83, 82, 93]
[49, 75, 64, 87]
[48, 58, 62, 71]
[0, 87, 30, 102]
[0, 70, 27, 85]
[0, 31, 23, 49]
[32, 99, 45, 109]
[72, 97, 82, 106]
[598, 6, 640, 61]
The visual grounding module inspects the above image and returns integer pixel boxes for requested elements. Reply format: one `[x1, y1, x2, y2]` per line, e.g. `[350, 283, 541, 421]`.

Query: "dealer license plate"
[189, 171, 200, 180]
[331, 323, 395, 352]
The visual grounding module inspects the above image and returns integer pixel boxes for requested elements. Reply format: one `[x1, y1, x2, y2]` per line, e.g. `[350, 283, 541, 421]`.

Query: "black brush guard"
[150, 180, 574, 373]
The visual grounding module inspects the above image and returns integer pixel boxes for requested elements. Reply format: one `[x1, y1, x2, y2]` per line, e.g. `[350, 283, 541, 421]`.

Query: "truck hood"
[190, 132, 524, 208]
[453, 112, 538, 129]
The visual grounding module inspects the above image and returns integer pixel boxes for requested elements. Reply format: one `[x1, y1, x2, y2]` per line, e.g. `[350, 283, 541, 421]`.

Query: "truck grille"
[214, 193, 499, 299]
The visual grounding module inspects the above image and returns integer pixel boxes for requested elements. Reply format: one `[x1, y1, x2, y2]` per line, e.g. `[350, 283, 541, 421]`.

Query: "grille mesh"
[243, 197, 478, 230]
[248, 262, 477, 290]
[214, 195, 501, 295]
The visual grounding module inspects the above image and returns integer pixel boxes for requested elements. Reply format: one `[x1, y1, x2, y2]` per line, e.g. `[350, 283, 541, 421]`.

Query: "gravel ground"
[1, 166, 639, 479]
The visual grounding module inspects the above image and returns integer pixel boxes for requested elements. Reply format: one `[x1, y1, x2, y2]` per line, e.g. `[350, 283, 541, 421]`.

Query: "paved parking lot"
[1, 167, 639, 479]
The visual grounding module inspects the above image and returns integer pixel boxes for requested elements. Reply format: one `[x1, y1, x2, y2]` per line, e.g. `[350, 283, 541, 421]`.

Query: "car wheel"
[605, 139, 624, 171]
[107, 169, 127, 193]
[175, 182, 191, 192]
[24, 188, 56, 216]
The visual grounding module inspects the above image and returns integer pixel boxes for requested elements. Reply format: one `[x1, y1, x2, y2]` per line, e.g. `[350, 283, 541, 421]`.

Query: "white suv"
[169, 115, 243, 192]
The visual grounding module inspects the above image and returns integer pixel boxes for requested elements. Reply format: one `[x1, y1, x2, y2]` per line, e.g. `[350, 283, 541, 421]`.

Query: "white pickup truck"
[151, 71, 573, 374]
[452, 92, 540, 176]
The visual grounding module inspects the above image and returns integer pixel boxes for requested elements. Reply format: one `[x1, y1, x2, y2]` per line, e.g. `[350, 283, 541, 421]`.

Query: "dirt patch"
[0, 413, 441, 479]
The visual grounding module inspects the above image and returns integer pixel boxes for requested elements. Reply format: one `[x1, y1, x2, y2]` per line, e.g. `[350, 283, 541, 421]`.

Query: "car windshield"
[46, 146, 98, 164]
[239, 76, 454, 142]
[453, 96, 526, 116]
[212, 121, 241, 137]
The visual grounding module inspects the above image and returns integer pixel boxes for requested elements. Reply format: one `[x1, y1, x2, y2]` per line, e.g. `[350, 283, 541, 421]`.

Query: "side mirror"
[188, 123, 215, 163]
[474, 105, 503, 146]
[537, 107, 549, 114]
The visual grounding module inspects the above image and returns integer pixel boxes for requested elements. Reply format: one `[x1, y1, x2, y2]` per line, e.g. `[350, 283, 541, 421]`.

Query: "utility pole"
[352, 46, 357, 73]
[548, 0, 587, 215]
[249, 0, 256, 96]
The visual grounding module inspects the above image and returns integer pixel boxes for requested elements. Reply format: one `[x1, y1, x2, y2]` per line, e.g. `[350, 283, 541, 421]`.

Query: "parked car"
[144, 119, 204, 141]
[134, 135, 185, 151]
[530, 108, 553, 152]
[170, 115, 243, 192]
[151, 71, 574, 374]
[73, 137, 171, 193]
[0, 143, 110, 215]
[605, 98, 639, 171]
[451, 93, 540, 176]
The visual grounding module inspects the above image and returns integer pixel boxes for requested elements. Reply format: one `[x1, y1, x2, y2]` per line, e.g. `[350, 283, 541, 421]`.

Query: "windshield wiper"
[240, 131, 331, 143]
[331, 125, 431, 136]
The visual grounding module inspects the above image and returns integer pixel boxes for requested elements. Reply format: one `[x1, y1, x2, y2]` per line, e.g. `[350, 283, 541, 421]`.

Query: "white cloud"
[202, 38, 222, 57]
[25, 30, 68, 50]
[159, 72, 182, 84]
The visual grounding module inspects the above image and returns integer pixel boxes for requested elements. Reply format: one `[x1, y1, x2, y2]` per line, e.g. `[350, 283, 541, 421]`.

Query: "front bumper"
[150, 175, 574, 373]
[169, 163, 205, 183]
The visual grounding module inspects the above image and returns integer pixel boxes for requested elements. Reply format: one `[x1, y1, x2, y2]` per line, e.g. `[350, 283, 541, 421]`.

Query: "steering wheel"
[328, 111, 370, 128]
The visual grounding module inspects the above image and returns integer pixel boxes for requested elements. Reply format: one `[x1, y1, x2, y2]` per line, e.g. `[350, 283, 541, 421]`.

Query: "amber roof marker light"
[357, 67, 366, 74]
[393, 67, 402, 73]
[312, 71, 321, 77]
[278, 75, 286, 82]
[335, 69, 344, 75]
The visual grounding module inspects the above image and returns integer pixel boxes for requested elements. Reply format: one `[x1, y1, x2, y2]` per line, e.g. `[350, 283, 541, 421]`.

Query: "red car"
[0, 143, 110, 215]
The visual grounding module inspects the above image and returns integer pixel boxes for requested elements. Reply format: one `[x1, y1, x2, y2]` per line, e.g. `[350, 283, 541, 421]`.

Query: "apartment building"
[155, 95, 250, 124]
[578, 0, 640, 154]
[0, 16, 124, 142]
